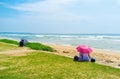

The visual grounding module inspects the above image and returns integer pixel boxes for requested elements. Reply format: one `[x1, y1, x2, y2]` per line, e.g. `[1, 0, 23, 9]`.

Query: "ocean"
[0, 32, 120, 51]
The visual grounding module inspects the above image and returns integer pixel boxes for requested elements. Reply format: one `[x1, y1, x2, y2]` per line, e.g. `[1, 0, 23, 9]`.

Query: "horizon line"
[0, 32, 120, 35]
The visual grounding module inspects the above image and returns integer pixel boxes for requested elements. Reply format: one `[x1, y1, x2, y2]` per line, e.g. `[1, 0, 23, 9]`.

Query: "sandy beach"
[46, 44, 120, 68]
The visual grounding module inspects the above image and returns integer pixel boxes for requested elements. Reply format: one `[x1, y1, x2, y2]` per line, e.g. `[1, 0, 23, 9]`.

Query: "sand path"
[0, 47, 35, 56]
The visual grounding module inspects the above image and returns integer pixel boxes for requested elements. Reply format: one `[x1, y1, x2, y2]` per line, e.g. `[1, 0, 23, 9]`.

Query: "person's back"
[19, 40, 24, 47]
[82, 54, 89, 61]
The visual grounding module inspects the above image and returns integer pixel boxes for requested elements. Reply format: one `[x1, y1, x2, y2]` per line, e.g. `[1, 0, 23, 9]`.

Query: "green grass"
[0, 39, 120, 79]
[25, 42, 55, 52]
[0, 39, 55, 52]
[0, 42, 20, 52]
[0, 39, 18, 45]
[0, 51, 120, 79]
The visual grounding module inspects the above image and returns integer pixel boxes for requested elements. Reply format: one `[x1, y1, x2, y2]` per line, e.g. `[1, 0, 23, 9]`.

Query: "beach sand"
[46, 44, 120, 68]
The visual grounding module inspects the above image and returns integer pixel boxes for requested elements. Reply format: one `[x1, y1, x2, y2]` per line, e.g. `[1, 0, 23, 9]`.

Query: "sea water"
[0, 32, 120, 51]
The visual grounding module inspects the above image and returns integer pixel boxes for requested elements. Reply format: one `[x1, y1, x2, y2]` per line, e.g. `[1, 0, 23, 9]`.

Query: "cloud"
[0, 0, 97, 28]
[0, 0, 120, 33]
[8, 0, 95, 21]
[9, 0, 75, 13]
[8, 0, 100, 13]
[77, 0, 100, 4]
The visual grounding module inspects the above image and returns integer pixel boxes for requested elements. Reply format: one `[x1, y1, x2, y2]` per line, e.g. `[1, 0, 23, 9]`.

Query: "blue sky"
[0, 0, 120, 34]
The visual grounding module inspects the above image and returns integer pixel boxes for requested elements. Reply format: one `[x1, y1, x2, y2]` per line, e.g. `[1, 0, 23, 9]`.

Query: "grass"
[0, 39, 18, 45]
[0, 42, 20, 52]
[0, 51, 120, 79]
[25, 42, 55, 52]
[0, 39, 120, 79]
[0, 39, 55, 52]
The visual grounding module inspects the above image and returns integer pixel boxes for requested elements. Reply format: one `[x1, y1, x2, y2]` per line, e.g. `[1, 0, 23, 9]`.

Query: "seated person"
[79, 53, 91, 61]
[19, 39, 24, 47]
[74, 53, 95, 62]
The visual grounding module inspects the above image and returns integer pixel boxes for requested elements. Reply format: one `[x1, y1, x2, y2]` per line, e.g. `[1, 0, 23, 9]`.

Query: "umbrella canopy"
[76, 44, 92, 54]
[21, 39, 29, 44]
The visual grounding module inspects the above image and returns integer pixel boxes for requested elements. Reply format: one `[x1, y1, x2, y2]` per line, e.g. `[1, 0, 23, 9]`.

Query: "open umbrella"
[21, 38, 29, 44]
[76, 44, 92, 54]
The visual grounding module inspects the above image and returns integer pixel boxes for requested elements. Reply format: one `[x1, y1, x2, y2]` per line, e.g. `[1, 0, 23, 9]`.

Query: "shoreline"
[1, 33, 120, 52]
[40, 42, 120, 53]
[45, 43, 120, 68]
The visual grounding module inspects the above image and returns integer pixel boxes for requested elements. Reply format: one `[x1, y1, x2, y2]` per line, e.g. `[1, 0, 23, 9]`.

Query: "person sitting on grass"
[74, 44, 95, 62]
[74, 52, 91, 62]
[19, 39, 24, 47]
[79, 53, 91, 61]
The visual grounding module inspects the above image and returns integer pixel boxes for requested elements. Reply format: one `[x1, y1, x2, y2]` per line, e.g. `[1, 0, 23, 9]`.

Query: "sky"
[0, 0, 120, 34]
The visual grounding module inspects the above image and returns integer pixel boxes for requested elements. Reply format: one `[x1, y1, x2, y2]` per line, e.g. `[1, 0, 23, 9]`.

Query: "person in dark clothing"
[19, 39, 24, 47]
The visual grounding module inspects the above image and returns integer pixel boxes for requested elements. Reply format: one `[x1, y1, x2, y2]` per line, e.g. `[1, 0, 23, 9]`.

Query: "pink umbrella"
[76, 44, 92, 54]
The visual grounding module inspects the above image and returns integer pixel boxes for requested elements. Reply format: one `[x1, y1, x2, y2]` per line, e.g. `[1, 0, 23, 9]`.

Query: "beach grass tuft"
[25, 42, 55, 52]
[0, 39, 18, 45]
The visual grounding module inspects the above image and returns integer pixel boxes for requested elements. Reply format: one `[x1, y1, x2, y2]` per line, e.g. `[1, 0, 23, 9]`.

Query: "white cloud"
[1, 0, 120, 33]
[2, 0, 96, 25]
[9, 0, 76, 13]
[77, 0, 100, 4]
[9, 0, 101, 13]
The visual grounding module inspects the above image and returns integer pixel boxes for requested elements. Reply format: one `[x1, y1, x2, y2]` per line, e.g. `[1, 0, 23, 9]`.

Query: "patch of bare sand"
[0, 47, 35, 56]
[0, 67, 8, 70]
[46, 44, 120, 68]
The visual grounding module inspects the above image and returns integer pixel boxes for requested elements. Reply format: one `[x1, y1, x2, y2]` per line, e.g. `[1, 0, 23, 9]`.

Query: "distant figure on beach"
[19, 39, 29, 47]
[19, 39, 24, 47]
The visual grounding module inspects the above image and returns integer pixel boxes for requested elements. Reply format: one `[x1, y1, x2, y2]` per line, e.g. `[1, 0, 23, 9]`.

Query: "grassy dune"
[0, 52, 120, 79]
[0, 39, 55, 52]
[0, 39, 120, 79]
